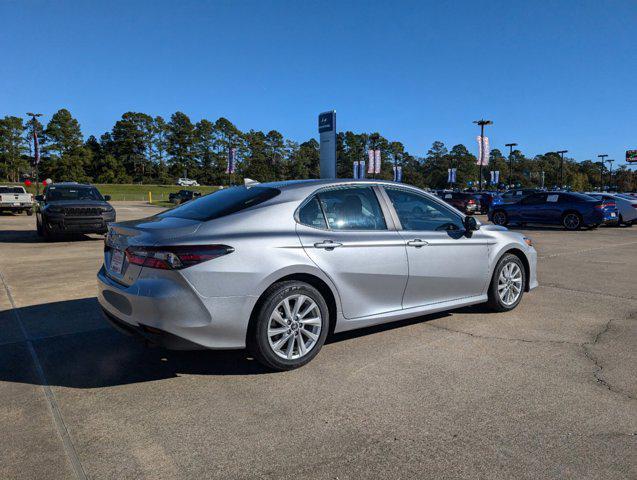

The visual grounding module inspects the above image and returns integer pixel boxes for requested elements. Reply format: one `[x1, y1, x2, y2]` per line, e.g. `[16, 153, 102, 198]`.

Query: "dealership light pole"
[598, 154, 608, 190]
[26, 112, 43, 194]
[557, 150, 568, 189]
[505, 143, 517, 187]
[473, 119, 492, 190]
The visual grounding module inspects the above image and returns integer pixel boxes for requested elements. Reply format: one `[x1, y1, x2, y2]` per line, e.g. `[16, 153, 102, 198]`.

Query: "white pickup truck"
[0, 185, 34, 215]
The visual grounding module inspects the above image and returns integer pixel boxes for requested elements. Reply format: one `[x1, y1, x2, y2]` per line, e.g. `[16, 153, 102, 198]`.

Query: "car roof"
[48, 182, 92, 187]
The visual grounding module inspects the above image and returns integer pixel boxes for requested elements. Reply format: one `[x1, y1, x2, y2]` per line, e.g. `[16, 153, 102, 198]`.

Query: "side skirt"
[334, 295, 489, 333]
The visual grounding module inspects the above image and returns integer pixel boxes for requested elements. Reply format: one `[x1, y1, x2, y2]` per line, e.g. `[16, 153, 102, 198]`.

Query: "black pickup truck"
[35, 183, 115, 239]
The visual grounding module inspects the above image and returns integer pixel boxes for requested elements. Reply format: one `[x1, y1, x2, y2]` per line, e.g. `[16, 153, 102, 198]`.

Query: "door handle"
[407, 239, 429, 248]
[314, 240, 343, 250]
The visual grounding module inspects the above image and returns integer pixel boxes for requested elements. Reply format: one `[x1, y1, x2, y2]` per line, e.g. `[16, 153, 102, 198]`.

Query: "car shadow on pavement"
[0, 229, 102, 243]
[0, 297, 484, 388]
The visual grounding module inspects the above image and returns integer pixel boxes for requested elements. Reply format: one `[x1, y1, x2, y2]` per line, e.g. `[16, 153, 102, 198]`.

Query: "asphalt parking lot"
[1, 202, 635, 480]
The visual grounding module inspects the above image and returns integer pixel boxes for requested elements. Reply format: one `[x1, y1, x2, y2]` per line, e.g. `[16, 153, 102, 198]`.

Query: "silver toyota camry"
[97, 180, 538, 370]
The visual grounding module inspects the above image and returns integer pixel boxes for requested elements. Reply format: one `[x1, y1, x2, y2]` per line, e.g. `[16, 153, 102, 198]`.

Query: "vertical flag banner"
[353, 161, 359, 179]
[393, 166, 397, 182]
[490, 171, 495, 184]
[359, 160, 366, 179]
[448, 168, 452, 183]
[374, 149, 381, 174]
[476, 136, 490, 166]
[226, 147, 236, 174]
[367, 150, 375, 174]
[452, 168, 457, 183]
[494, 170, 500, 184]
[397, 165, 402, 182]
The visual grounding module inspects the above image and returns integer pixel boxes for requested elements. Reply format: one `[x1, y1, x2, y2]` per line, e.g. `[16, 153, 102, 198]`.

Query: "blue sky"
[1, 0, 635, 166]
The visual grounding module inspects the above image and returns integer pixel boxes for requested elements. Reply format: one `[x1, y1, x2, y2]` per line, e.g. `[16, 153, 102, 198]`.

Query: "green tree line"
[0, 108, 634, 191]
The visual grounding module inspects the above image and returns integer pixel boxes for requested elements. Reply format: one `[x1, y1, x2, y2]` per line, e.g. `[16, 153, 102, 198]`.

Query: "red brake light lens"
[125, 245, 234, 270]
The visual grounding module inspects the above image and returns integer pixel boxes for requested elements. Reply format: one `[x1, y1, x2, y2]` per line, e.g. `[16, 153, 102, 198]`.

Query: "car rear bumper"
[0, 203, 31, 210]
[97, 265, 255, 349]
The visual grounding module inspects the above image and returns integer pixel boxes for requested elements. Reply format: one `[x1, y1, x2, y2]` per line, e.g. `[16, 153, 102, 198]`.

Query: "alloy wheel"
[493, 212, 506, 225]
[497, 262, 523, 306]
[564, 213, 580, 230]
[267, 294, 322, 360]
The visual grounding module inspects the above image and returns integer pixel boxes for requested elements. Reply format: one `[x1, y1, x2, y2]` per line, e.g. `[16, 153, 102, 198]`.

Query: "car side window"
[385, 188, 464, 231]
[521, 193, 546, 205]
[298, 196, 327, 229]
[317, 187, 387, 230]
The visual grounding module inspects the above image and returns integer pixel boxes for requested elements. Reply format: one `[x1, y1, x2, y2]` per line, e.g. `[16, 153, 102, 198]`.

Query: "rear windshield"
[566, 193, 597, 202]
[159, 186, 280, 222]
[0, 187, 26, 194]
[46, 186, 104, 201]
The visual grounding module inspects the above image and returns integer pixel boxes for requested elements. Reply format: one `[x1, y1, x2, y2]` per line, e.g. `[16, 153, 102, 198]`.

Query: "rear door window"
[159, 186, 280, 222]
[316, 187, 387, 230]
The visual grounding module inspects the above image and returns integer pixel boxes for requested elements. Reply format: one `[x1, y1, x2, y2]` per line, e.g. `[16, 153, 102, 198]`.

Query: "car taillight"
[468, 199, 475, 204]
[125, 245, 234, 270]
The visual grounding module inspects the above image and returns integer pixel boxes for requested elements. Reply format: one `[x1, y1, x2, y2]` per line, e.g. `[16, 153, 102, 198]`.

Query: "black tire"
[562, 212, 582, 231]
[487, 253, 526, 312]
[26, 209, 33, 216]
[36, 219, 43, 237]
[249, 281, 329, 371]
[492, 210, 508, 226]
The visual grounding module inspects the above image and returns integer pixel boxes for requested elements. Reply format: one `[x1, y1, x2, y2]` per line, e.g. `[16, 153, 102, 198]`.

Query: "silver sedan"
[97, 180, 538, 370]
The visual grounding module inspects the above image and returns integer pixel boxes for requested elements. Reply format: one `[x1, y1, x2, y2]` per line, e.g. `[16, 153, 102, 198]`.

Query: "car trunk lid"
[104, 216, 202, 286]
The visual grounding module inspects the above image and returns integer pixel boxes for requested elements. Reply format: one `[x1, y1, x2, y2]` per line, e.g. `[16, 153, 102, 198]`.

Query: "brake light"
[468, 199, 475, 204]
[125, 245, 234, 270]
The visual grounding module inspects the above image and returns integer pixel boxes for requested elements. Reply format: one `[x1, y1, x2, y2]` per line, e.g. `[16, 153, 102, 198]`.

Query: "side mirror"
[35, 195, 44, 202]
[104, 195, 111, 201]
[464, 216, 479, 232]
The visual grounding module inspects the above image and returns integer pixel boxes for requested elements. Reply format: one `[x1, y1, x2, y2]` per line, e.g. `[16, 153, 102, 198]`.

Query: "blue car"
[488, 192, 618, 230]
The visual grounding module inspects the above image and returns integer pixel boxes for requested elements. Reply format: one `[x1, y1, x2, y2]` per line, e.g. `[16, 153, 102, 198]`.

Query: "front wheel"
[487, 253, 526, 312]
[249, 281, 329, 371]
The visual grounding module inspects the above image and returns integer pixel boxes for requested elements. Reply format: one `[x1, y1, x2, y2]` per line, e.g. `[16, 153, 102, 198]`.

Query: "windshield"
[0, 187, 26, 194]
[46, 186, 104, 201]
[159, 186, 280, 222]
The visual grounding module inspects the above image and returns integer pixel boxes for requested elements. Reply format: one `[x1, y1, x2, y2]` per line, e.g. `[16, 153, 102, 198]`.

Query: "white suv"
[177, 178, 199, 187]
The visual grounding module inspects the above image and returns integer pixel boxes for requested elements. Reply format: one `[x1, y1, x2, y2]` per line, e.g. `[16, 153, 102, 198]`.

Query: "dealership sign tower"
[319, 111, 337, 178]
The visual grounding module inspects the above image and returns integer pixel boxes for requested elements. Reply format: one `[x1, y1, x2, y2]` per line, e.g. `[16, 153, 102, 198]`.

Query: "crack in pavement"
[581, 318, 636, 402]
[426, 316, 636, 403]
[425, 322, 581, 347]
[540, 284, 637, 301]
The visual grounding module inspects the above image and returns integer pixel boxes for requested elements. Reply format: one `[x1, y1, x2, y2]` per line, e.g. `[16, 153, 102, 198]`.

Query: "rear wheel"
[492, 210, 508, 226]
[26, 209, 33, 216]
[487, 253, 526, 312]
[249, 281, 329, 371]
[562, 212, 582, 231]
